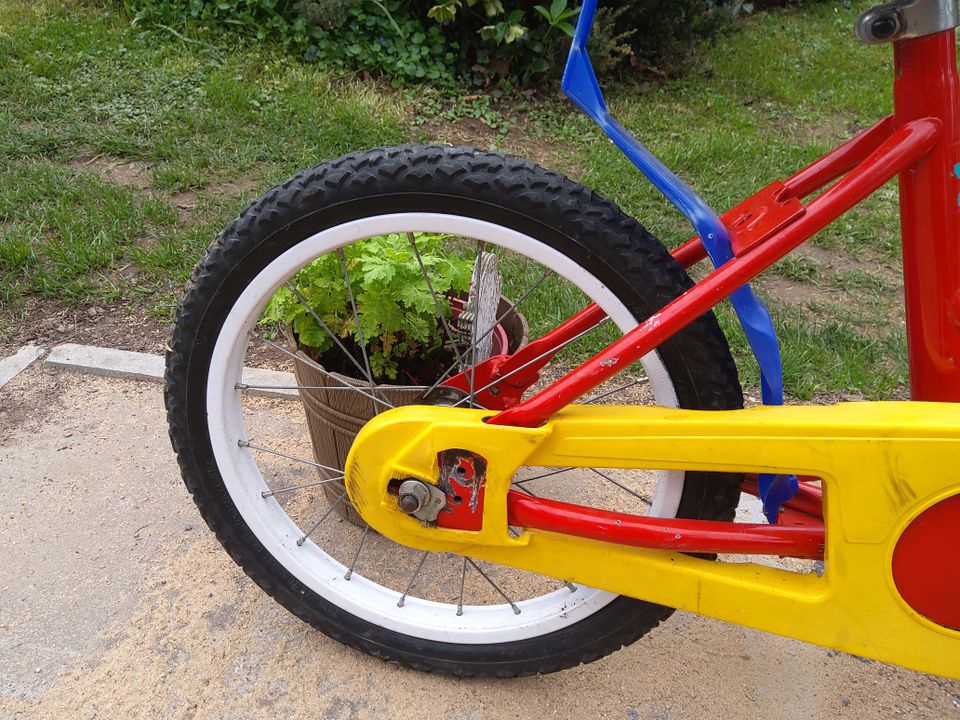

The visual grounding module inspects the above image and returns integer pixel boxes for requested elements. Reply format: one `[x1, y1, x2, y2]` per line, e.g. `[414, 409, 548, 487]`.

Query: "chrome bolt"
[399, 493, 421, 514]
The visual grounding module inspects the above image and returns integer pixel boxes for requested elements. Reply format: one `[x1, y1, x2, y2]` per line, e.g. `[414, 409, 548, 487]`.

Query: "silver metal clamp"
[857, 0, 959, 44]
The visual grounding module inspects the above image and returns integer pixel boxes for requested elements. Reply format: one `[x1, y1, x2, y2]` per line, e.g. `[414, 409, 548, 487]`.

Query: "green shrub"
[118, 0, 768, 85]
[303, 2, 457, 82]
[598, 1, 729, 70]
[121, 0, 311, 47]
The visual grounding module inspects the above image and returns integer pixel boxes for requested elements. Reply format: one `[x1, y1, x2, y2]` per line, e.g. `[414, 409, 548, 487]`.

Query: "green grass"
[0, 160, 177, 303]
[773, 256, 821, 284]
[0, 0, 406, 316]
[573, 2, 897, 252]
[0, 0, 911, 399]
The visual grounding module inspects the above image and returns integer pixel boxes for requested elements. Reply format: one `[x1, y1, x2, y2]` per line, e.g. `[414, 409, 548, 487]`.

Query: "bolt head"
[399, 493, 421, 514]
[871, 12, 902, 40]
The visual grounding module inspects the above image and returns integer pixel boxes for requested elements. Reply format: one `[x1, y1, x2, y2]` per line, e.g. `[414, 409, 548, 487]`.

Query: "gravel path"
[0, 363, 957, 720]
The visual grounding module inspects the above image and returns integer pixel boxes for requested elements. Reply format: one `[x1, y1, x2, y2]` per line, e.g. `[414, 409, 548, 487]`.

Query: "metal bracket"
[397, 479, 447, 523]
[857, 0, 959, 44]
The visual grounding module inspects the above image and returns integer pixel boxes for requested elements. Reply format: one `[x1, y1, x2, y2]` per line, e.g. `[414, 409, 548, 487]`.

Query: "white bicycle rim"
[206, 212, 684, 643]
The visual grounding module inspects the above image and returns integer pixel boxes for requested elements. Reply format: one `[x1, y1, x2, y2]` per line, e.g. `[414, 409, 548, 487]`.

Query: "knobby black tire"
[164, 145, 743, 677]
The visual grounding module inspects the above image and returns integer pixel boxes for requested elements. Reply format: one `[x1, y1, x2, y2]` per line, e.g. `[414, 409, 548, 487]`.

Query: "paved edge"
[44, 343, 297, 399]
[0, 345, 46, 390]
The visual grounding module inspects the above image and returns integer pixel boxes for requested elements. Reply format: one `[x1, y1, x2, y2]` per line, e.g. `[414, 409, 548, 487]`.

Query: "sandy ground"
[1, 365, 958, 720]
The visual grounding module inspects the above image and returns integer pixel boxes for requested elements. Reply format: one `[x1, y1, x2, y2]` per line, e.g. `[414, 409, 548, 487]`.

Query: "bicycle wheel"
[165, 145, 743, 677]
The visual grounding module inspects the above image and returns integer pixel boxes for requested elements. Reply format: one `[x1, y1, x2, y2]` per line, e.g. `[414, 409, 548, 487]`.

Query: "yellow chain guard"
[345, 401, 960, 679]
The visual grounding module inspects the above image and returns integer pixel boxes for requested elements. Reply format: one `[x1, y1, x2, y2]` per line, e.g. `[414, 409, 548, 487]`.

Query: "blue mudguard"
[562, 0, 798, 521]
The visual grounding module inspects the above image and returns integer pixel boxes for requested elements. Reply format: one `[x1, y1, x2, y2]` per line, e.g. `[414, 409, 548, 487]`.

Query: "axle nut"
[397, 479, 446, 522]
[399, 493, 422, 514]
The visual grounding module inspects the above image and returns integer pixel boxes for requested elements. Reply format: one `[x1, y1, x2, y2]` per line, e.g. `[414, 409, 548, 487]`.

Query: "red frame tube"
[782, 115, 897, 199]
[507, 492, 824, 559]
[493, 118, 940, 428]
[446, 31, 960, 559]
[894, 32, 960, 401]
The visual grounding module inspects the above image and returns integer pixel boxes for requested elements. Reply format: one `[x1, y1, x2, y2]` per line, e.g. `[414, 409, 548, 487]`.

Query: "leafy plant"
[262, 233, 473, 380]
[427, 0, 505, 23]
[305, 2, 456, 83]
[118, 0, 742, 85]
[478, 9, 528, 46]
[533, 0, 579, 39]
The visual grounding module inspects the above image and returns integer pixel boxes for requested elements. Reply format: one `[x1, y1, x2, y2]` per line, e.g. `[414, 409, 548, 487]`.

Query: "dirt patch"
[68, 154, 152, 190]
[786, 113, 859, 148]
[418, 117, 584, 179]
[209, 177, 262, 199]
[66, 154, 264, 215]
[0, 294, 297, 372]
[0, 295, 171, 358]
[754, 274, 841, 309]
[169, 178, 262, 222]
[795, 243, 901, 287]
[1, 370, 957, 718]
[0, 362, 68, 439]
[5, 526, 958, 720]
[749, 241, 903, 327]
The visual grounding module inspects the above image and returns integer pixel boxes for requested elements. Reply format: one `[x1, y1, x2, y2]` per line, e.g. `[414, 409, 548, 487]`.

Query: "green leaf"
[483, 0, 505, 17]
[504, 23, 527, 44]
[427, 3, 458, 23]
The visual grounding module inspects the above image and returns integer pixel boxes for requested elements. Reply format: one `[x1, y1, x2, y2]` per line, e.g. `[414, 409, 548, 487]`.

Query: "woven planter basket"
[292, 297, 528, 526]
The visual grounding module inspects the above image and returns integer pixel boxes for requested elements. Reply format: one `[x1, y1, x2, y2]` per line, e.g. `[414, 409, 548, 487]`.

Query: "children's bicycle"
[165, 0, 960, 678]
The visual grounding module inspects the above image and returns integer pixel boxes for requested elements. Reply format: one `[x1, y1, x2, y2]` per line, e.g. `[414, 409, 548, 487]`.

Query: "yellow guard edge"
[345, 401, 960, 679]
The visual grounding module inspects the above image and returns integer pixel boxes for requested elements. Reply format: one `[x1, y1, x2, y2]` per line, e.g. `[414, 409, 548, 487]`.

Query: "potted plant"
[262, 232, 527, 524]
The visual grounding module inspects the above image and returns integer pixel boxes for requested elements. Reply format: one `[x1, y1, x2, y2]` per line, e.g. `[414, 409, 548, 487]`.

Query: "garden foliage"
[119, 0, 757, 85]
[262, 233, 473, 380]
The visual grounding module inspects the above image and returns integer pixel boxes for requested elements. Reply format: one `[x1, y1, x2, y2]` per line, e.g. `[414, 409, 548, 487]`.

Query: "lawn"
[0, 0, 907, 399]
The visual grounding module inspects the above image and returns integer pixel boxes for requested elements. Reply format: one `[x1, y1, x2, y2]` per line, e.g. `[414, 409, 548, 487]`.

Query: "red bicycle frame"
[441, 19, 960, 560]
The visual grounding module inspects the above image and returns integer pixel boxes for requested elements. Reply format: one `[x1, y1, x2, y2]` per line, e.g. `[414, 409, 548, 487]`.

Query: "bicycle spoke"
[249, 331, 393, 409]
[449, 317, 609, 408]
[515, 466, 650, 501]
[261, 475, 345, 499]
[467, 240, 484, 408]
[513, 466, 573, 486]
[284, 281, 377, 389]
[407, 233, 470, 372]
[511, 483, 539, 498]
[237, 384, 382, 392]
[296, 490, 348, 547]
[337, 249, 384, 414]
[456, 556, 467, 616]
[397, 551, 430, 608]
[238, 439, 343, 474]
[590, 468, 652, 505]
[466, 558, 520, 615]
[421, 268, 553, 396]
[344, 523, 371, 581]
[582, 378, 647, 404]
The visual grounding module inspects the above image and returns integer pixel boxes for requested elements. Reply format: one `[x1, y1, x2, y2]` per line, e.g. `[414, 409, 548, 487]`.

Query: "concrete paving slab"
[0, 365, 957, 720]
[45, 343, 297, 399]
[0, 345, 45, 390]
[46, 343, 165, 384]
